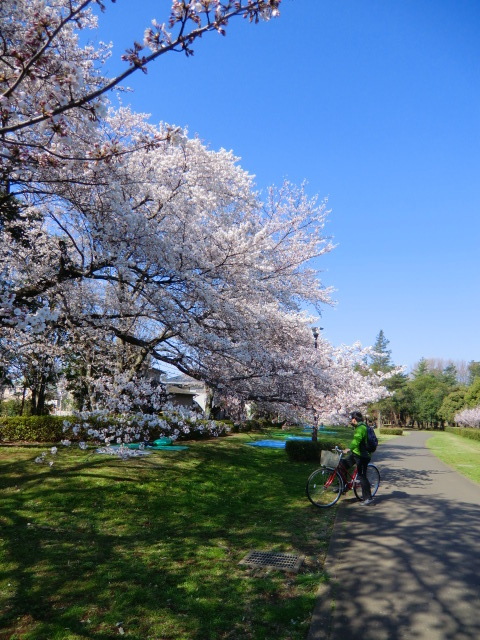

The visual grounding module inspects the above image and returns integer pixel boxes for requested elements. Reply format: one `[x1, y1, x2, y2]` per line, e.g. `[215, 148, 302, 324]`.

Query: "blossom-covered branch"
[0, 0, 281, 135]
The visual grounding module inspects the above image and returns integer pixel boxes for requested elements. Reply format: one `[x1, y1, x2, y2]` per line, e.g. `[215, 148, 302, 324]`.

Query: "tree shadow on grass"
[0, 440, 323, 640]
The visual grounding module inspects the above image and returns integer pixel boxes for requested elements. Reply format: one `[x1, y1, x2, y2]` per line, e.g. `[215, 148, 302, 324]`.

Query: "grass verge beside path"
[0, 431, 344, 640]
[426, 431, 480, 485]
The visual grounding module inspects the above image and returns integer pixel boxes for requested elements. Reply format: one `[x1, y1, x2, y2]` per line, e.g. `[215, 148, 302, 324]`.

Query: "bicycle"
[306, 446, 381, 508]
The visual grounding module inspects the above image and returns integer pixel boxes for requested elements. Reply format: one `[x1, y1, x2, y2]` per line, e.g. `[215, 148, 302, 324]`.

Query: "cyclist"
[342, 411, 374, 505]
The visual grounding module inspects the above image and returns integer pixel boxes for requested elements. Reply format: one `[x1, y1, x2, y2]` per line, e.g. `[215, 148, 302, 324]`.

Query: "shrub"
[380, 427, 403, 436]
[285, 438, 346, 463]
[445, 427, 480, 442]
[0, 415, 70, 442]
[285, 439, 321, 462]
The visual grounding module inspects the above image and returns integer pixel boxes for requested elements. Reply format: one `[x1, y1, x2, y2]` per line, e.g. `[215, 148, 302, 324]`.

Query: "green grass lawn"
[426, 431, 480, 485]
[0, 430, 348, 640]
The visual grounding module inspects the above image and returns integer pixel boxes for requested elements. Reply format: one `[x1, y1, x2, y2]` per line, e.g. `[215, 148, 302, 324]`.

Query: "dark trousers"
[342, 453, 372, 500]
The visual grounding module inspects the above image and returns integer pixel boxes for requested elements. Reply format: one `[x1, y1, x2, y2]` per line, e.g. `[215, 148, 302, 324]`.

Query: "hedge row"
[0, 415, 67, 442]
[285, 438, 347, 463]
[380, 427, 403, 436]
[445, 427, 480, 442]
[0, 415, 232, 443]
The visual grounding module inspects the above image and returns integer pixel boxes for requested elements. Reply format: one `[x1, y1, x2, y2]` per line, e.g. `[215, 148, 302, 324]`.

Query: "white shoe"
[361, 498, 375, 505]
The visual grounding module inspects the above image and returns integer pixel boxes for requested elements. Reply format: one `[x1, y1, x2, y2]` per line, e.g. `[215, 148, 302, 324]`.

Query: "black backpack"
[365, 424, 378, 453]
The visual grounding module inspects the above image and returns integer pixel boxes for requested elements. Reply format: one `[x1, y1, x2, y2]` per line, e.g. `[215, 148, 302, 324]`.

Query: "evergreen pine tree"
[413, 358, 429, 378]
[370, 330, 392, 372]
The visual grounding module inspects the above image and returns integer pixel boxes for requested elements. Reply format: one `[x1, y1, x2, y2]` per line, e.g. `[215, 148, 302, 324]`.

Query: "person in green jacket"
[342, 410, 374, 505]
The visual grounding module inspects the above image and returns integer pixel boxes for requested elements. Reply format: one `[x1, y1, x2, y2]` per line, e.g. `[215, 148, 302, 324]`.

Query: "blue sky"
[91, 0, 480, 371]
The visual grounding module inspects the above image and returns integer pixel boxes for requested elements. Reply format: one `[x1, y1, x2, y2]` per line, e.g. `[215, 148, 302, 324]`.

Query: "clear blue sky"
[91, 0, 480, 371]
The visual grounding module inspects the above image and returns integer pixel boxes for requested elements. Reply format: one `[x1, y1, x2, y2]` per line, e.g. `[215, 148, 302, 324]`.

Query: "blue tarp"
[246, 440, 286, 448]
[246, 433, 339, 449]
[117, 443, 189, 451]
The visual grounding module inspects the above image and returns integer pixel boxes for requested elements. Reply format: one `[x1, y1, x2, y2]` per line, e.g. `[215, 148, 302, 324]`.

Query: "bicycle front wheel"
[306, 467, 343, 508]
[353, 463, 381, 500]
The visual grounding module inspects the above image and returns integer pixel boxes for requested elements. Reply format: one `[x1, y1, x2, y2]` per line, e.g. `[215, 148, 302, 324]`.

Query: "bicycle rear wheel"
[353, 463, 381, 500]
[306, 467, 342, 508]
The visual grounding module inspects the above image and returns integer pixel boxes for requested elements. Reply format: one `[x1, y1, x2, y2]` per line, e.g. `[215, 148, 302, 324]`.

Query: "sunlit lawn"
[426, 431, 480, 485]
[0, 430, 347, 640]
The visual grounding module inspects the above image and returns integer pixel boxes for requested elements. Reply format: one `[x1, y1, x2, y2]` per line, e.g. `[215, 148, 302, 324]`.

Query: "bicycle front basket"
[320, 450, 341, 468]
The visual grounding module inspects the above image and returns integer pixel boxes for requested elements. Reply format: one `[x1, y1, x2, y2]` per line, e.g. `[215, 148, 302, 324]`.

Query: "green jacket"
[349, 422, 370, 458]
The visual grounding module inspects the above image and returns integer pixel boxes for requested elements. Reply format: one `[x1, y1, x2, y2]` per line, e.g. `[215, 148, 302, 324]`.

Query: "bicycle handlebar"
[328, 445, 344, 461]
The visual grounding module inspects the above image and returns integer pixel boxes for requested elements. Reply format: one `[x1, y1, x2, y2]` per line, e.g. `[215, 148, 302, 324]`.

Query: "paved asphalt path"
[307, 431, 480, 640]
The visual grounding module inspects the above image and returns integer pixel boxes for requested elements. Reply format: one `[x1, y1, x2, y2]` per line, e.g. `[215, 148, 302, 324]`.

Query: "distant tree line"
[367, 331, 480, 429]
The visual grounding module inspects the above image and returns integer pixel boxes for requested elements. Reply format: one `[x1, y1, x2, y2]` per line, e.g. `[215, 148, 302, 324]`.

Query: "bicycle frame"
[327, 455, 360, 493]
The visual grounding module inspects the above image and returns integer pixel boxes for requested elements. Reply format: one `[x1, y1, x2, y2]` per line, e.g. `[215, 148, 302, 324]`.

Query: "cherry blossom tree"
[454, 406, 480, 428]
[0, 0, 394, 429]
[3, 90, 335, 382]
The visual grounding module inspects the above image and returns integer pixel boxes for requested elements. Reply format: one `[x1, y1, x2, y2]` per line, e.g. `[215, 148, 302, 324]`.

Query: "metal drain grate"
[239, 550, 304, 572]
